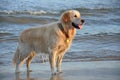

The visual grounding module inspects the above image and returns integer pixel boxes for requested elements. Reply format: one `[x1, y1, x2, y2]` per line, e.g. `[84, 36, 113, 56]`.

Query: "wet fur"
[13, 10, 82, 74]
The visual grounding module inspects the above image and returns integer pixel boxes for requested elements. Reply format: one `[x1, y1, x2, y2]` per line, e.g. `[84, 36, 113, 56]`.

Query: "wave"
[0, 15, 58, 24]
[0, 10, 47, 15]
[75, 33, 120, 43]
[0, 10, 60, 15]
[0, 7, 119, 15]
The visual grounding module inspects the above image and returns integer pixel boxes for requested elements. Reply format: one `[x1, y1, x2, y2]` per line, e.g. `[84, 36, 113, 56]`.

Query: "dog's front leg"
[49, 52, 57, 75]
[56, 54, 64, 73]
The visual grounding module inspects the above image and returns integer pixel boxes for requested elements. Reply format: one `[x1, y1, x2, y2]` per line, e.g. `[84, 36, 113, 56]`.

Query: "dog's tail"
[13, 48, 20, 66]
[13, 48, 26, 67]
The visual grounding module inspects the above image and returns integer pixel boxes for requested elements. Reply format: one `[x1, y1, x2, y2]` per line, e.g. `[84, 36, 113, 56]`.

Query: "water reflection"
[50, 74, 63, 80]
[15, 72, 63, 80]
[15, 72, 20, 80]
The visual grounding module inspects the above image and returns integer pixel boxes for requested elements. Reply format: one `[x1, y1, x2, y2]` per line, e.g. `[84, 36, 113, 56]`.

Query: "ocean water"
[0, 0, 120, 65]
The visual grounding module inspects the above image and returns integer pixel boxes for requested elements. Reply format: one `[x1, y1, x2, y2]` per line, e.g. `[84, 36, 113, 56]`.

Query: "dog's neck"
[57, 23, 76, 39]
[58, 23, 69, 38]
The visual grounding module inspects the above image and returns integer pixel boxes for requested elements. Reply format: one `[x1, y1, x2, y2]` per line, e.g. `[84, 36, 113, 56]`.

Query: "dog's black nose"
[81, 19, 85, 23]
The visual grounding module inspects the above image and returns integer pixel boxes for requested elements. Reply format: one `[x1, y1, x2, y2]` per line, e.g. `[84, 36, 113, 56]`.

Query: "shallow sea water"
[0, 0, 120, 66]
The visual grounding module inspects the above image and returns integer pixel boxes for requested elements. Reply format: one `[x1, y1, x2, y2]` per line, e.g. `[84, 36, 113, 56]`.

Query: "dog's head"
[61, 10, 85, 29]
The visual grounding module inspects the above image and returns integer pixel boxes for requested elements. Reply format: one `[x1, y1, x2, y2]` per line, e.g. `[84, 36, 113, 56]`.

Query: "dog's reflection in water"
[15, 72, 63, 80]
[50, 73, 63, 80]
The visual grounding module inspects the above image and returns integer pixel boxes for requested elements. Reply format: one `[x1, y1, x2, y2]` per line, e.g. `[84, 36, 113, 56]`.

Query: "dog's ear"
[62, 12, 71, 23]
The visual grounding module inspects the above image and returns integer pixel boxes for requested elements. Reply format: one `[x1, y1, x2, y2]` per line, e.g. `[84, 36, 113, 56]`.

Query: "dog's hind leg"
[26, 51, 36, 72]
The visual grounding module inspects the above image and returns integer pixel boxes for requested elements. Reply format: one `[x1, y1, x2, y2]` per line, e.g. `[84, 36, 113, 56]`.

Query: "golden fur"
[13, 10, 84, 74]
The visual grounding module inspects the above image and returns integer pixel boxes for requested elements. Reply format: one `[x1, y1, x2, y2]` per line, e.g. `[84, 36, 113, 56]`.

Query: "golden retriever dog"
[13, 10, 84, 74]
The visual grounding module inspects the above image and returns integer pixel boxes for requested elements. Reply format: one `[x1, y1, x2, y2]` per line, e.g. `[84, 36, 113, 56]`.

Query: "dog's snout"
[81, 19, 85, 23]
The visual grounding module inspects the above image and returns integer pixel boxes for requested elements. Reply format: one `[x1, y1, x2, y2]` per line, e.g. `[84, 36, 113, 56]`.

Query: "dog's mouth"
[72, 22, 83, 29]
[72, 19, 84, 29]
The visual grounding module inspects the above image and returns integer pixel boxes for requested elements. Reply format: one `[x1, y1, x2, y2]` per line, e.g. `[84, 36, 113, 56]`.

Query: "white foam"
[0, 10, 47, 15]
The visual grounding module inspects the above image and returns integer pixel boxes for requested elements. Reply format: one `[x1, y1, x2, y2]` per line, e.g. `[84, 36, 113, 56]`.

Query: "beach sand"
[0, 61, 120, 80]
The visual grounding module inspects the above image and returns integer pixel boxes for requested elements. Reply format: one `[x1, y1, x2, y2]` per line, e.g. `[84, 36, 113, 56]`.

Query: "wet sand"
[0, 61, 120, 80]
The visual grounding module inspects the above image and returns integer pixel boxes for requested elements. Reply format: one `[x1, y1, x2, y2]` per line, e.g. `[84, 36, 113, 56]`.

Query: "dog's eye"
[74, 15, 77, 17]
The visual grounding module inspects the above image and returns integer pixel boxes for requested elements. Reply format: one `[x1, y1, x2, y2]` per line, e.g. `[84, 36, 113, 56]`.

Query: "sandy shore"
[0, 61, 120, 80]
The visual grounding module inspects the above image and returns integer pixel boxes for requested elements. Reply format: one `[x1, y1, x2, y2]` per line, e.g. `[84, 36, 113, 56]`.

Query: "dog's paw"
[57, 70, 62, 74]
[58, 71, 62, 74]
[15, 71, 20, 73]
[27, 70, 32, 72]
[51, 72, 57, 75]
